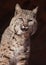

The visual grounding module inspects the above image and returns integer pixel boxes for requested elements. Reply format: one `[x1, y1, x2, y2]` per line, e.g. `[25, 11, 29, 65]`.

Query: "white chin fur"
[17, 30, 23, 35]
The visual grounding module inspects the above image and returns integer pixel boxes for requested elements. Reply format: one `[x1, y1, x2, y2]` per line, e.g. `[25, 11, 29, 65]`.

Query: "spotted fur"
[0, 4, 38, 65]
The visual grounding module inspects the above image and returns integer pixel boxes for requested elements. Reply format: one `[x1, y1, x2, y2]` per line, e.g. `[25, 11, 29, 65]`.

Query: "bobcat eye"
[28, 20, 32, 22]
[19, 18, 23, 21]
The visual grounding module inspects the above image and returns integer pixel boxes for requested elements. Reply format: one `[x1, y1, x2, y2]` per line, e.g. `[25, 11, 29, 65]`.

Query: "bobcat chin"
[0, 3, 38, 65]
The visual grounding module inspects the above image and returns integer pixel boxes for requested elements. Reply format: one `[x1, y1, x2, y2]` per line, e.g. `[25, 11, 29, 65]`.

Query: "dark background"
[0, 0, 46, 65]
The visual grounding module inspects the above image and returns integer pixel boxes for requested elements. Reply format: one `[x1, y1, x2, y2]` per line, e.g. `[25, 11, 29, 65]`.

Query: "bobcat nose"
[21, 25, 29, 31]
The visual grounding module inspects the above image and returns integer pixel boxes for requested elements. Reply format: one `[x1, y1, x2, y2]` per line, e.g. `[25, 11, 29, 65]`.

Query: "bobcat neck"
[15, 31, 31, 40]
[15, 33, 30, 43]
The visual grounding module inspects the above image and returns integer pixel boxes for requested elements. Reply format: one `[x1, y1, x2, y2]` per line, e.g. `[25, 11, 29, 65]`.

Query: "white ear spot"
[33, 7, 38, 14]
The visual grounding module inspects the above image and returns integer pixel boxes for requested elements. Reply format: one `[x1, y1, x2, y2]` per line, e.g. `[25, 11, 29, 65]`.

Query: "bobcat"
[0, 4, 38, 65]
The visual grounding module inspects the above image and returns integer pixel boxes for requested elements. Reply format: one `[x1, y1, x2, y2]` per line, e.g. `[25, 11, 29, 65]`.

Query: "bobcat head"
[9, 4, 38, 36]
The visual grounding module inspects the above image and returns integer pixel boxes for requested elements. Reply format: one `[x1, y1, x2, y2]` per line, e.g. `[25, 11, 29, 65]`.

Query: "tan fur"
[0, 4, 38, 65]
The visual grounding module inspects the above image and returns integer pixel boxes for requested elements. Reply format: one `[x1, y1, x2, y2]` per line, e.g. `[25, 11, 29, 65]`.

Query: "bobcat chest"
[10, 35, 30, 54]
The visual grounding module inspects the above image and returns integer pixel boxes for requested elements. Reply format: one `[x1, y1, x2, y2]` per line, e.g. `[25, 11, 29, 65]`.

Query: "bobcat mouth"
[16, 30, 30, 36]
[21, 26, 29, 31]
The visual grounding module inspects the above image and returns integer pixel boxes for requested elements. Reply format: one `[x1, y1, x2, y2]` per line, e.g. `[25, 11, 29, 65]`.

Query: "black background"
[0, 0, 46, 65]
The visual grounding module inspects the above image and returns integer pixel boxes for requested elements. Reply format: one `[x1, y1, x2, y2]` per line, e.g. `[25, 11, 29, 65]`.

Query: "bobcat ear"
[15, 3, 22, 14]
[32, 7, 38, 14]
